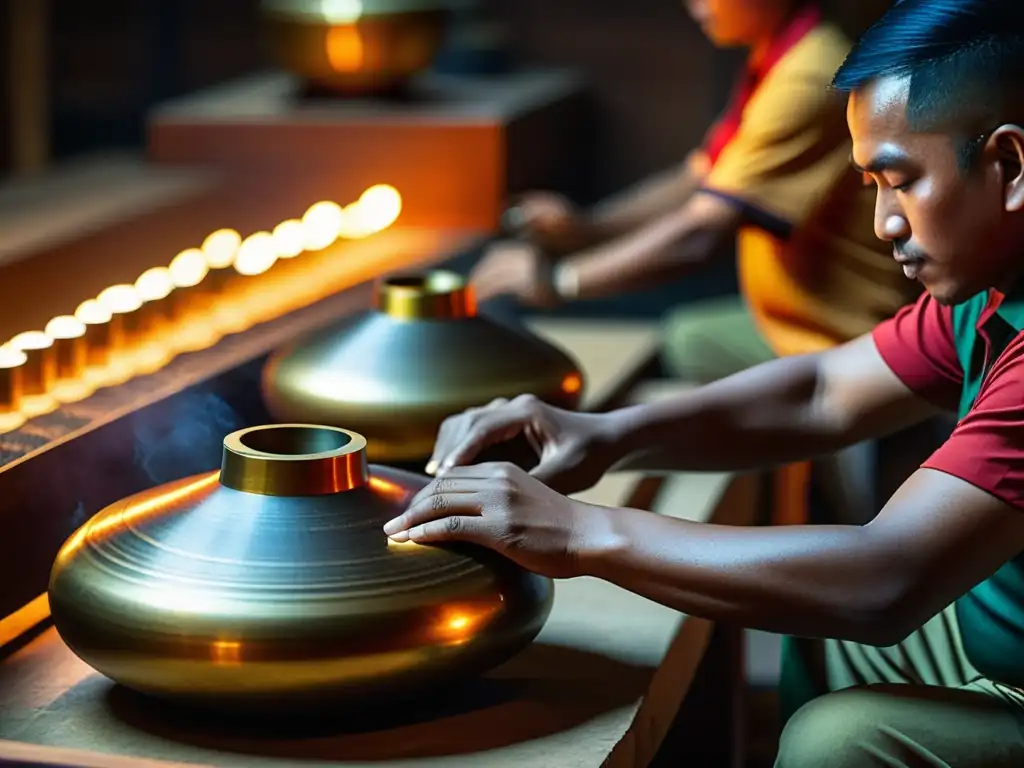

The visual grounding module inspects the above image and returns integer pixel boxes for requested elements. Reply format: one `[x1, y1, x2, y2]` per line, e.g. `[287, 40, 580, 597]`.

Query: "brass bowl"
[261, 271, 586, 464]
[261, 0, 449, 94]
[48, 424, 553, 712]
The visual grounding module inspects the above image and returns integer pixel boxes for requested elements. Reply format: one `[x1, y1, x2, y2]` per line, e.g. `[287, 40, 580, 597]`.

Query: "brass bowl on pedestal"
[261, 271, 586, 464]
[261, 0, 450, 94]
[48, 424, 553, 712]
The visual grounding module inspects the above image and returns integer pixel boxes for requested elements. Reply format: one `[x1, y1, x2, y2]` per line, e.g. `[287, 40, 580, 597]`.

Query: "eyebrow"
[850, 149, 915, 175]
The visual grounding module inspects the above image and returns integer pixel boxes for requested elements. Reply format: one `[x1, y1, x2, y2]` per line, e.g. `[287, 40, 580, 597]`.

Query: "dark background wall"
[3, 1, 893, 317]
[23, 0, 740, 197]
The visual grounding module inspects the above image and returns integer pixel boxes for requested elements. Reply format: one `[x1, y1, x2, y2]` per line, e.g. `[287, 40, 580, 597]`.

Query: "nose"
[873, 190, 910, 243]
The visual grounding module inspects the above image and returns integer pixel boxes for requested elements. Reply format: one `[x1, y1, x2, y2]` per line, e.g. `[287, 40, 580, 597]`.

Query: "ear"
[991, 125, 1024, 213]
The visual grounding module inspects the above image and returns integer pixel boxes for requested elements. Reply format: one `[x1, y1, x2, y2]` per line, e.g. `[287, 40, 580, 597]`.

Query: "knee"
[660, 308, 715, 383]
[775, 689, 890, 768]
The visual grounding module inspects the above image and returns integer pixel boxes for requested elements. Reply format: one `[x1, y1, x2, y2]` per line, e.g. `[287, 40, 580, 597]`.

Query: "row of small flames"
[0, 184, 402, 432]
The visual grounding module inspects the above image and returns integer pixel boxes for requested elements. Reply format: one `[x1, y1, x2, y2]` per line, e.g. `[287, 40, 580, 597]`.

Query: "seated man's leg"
[777, 605, 1024, 767]
[661, 295, 776, 384]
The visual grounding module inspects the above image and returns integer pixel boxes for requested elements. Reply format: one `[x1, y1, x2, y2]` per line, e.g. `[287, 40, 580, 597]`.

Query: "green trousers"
[776, 605, 1024, 767]
[662, 295, 777, 385]
[663, 298, 1024, 765]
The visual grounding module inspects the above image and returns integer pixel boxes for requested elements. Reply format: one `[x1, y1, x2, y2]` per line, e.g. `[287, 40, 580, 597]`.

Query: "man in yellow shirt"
[473, 0, 924, 522]
[476, 0, 916, 379]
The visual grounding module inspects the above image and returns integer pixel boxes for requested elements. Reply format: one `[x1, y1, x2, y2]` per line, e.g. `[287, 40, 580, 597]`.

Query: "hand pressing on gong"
[383, 462, 609, 580]
[425, 394, 623, 497]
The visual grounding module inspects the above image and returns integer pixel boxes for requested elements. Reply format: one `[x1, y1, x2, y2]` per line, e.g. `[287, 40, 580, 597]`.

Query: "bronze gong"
[261, 271, 586, 464]
[48, 424, 553, 712]
[261, 0, 449, 94]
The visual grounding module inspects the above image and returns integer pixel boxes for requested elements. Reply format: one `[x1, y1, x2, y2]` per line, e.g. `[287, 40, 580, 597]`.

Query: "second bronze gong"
[261, 271, 586, 463]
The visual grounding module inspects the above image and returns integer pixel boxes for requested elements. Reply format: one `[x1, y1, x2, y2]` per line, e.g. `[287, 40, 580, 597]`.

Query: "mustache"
[894, 239, 929, 261]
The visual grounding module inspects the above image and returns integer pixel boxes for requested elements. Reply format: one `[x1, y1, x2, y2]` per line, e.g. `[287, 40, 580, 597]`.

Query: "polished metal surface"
[48, 424, 553, 712]
[262, 272, 586, 463]
[261, 0, 449, 94]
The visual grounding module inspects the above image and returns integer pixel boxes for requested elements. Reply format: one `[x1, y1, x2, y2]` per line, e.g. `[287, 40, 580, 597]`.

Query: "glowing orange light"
[10, 331, 52, 353]
[169, 248, 210, 288]
[326, 25, 364, 72]
[52, 380, 96, 405]
[0, 594, 50, 648]
[83, 473, 221, 541]
[0, 344, 28, 368]
[97, 285, 143, 314]
[201, 229, 242, 269]
[447, 614, 470, 631]
[272, 219, 306, 259]
[434, 604, 500, 645]
[356, 184, 403, 233]
[561, 372, 583, 395]
[337, 203, 370, 238]
[75, 299, 112, 325]
[386, 538, 422, 551]
[368, 475, 411, 502]
[0, 413, 26, 434]
[302, 201, 345, 251]
[45, 316, 86, 340]
[212, 639, 242, 665]
[234, 232, 278, 276]
[135, 267, 175, 302]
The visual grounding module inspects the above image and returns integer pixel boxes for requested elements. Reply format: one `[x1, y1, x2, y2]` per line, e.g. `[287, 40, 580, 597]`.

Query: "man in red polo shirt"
[477, 0, 923, 525]
[384, 0, 1024, 763]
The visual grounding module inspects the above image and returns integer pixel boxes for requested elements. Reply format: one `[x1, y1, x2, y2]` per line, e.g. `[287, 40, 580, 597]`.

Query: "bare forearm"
[604, 335, 937, 475]
[583, 163, 704, 243]
[582, 508, 908, 644]
[566, 196, 734, 301]
[609, 353, 841, 473]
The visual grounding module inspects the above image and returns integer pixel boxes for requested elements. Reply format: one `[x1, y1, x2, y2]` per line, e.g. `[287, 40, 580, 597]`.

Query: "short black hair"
[832, 0, 1024, 169]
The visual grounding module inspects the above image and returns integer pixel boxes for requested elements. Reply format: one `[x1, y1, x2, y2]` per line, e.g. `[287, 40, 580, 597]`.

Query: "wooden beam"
[8, 0, 49, 175]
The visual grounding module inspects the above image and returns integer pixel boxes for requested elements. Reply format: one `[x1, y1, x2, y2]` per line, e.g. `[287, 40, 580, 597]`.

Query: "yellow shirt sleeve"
[703, 25, 854, 227]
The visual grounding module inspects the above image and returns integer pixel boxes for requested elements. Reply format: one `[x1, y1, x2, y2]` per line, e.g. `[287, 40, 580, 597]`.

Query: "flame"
[302, 201, 345, 251]
[169, 248, 210, 288]
[45, 316, 86, 340]
[135, 267, 175, 302]
[272, 219, 306, 259]
[0, 344, 27, 368]
[234, 232, 278, 276]
[97, 285, 143, 314]
[75, 299, 113, 325]
[10, 331, 52, 352]
[201, 229, 242, 269]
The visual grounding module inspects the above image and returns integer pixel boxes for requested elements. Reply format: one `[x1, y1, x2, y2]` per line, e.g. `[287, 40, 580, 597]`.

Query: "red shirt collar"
[752, 2, 822, 80]
[704, 3, 822, 165]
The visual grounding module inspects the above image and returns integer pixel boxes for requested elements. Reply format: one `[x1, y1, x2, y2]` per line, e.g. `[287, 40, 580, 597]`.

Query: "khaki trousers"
[777, 605, 1024, 767]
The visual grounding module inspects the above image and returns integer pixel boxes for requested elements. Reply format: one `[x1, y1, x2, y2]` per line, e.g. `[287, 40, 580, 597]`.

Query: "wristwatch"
[552, 261, 580, 299]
